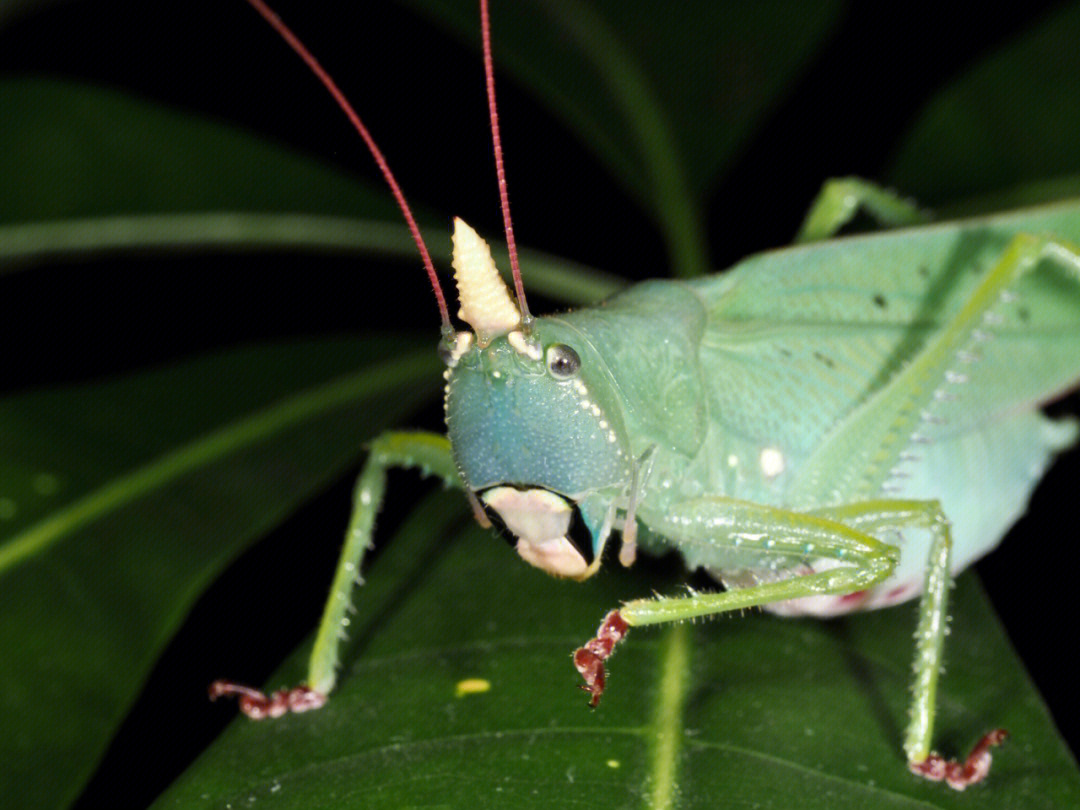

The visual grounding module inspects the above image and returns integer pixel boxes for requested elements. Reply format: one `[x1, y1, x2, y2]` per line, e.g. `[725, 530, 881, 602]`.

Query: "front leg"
[210, 430, 461, 717]
[575, 496, 1006, 789]
[574, 496, 897, 706]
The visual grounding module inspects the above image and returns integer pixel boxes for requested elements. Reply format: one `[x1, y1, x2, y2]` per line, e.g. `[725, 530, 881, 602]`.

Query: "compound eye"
[545, 344, 581, 379]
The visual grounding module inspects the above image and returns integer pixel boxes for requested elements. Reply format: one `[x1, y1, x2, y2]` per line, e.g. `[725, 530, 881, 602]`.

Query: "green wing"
[692, 204, 1080, 462]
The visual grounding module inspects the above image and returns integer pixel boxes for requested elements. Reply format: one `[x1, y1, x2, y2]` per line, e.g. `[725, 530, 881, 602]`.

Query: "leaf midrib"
[647, 623, 690, 810]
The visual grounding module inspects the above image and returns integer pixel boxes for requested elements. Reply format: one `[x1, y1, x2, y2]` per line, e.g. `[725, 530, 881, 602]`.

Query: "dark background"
[0, 1, 1076, 805]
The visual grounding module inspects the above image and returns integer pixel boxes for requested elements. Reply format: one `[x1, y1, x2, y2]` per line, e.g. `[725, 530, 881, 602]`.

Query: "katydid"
[209, 0, 1080, 791]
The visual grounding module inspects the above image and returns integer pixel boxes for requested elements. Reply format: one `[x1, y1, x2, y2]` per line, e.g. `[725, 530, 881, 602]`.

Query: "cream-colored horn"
[452, 217, 521, 344]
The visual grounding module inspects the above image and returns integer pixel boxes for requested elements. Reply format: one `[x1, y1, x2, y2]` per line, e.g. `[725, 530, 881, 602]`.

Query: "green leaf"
[890, 3, 1080, 203]
[153, 494, 1078, 809]
[0, 208, 623, 305]
[935, 174, 1080, 220]
[0, 79, 621, 304]
[0, 78, 400, 224]
[0, 338, 439, 809]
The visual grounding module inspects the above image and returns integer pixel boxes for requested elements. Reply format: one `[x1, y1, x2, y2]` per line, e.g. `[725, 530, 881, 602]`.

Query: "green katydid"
[207, 0, 1080, 791]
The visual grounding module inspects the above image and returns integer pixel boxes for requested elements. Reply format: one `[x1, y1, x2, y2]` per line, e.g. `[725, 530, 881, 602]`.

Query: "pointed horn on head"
[452, 218, 521, 344]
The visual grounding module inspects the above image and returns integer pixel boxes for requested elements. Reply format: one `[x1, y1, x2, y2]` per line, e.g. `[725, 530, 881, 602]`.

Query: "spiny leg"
[575, 497, 899, 705]
[813, 501, 1007, 789]
[576, 497, 1006, 789]
[795, 176, 928, 243]
[210, 430, 461, 718]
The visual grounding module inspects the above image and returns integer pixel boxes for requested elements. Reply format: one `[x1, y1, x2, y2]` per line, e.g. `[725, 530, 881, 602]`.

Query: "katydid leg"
[809, 500, 955, 766]
[210, 430, 460, 718]
[576, 497, 1005, 788]
[575, 497, 899, 706]
[795, 176, 927, 243]
[811, 500, 1006, 788]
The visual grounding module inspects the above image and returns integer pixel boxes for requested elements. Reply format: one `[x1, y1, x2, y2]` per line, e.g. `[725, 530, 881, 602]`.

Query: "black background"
[0, 1, 1076, 805]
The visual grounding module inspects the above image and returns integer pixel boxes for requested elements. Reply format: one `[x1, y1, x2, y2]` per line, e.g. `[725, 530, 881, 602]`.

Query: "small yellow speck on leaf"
[454, 678, 491, 698]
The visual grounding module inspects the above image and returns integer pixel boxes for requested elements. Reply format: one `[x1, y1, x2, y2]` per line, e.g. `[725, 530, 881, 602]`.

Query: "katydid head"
[240, 0, 629, 576]
[434, 2, 634, 581]
[444, 220, 633, 580]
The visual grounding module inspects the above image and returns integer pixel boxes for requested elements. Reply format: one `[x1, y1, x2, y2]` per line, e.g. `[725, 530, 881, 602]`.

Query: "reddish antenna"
[242, 0, 454, 338]
[479, 0, 531, 325]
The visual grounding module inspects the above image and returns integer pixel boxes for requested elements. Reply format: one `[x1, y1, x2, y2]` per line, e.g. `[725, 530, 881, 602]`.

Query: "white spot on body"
[449, 332, 474, 366]
[759, 447, 785, 478]
[727, 454, 739, 468]
[507, 330, 542, 360]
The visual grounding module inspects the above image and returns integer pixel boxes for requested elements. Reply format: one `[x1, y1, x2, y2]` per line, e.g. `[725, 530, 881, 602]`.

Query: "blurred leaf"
[0, 338, 438, 809]
[0, 0, 66, 28]
[153, 492, 1078, 809]
[0, 78, 397, 224]
[937, 174, 1080, 220]
[0, 79, 622, 302]
[890, 3, 1080, 203]
[405, 0, 845, 274]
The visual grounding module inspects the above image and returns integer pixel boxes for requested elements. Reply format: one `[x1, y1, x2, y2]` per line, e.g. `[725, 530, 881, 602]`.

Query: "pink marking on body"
[209, 680, 326, 720]
[765, 590, 870, 617]
[909, 729, 1008, 790]
[573, 610, 629, 707]
[861, 579, 923, 610]
[839, 589, 868, 605]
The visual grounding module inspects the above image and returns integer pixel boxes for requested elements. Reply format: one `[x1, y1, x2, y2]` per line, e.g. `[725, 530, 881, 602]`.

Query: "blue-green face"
[444, 321, 632, 578]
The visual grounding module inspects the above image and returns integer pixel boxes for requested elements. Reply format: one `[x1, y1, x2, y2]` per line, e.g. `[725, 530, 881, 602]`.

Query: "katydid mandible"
[209, 0, 1080, 791]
